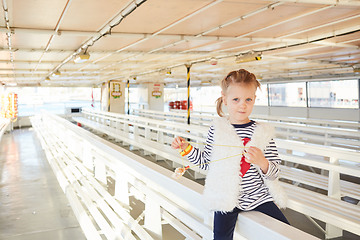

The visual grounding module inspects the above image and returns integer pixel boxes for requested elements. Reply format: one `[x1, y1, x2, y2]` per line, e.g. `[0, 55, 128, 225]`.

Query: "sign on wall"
[111, 83, 122, 99]
[152, 83, 162, 98]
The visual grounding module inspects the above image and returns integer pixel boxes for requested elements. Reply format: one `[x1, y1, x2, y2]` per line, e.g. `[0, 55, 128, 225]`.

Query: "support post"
[94, 158, 107, 184]
[82, 142, 94, 170]
[115, 172, 130, 207]
[144, 190, 162, 239]
[186, 64, 192, 125]
[326, 157, 342, 239]
[127, 79, 130, 115]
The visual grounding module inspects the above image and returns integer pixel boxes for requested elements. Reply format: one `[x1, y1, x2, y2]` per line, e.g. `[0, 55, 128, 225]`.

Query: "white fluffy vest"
[202, 117, 287, 212]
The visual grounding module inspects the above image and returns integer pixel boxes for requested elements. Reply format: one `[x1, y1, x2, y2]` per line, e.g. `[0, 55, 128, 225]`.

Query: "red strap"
[240, 138, 251, 177]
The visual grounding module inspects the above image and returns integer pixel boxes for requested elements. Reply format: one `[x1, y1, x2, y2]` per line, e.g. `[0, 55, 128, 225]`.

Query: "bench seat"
[282, 182, 360, 236]
[280, 165, 360, 201]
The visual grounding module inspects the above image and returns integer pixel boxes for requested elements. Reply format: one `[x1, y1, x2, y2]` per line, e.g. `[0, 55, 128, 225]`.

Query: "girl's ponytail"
[216, 97, 224, 117]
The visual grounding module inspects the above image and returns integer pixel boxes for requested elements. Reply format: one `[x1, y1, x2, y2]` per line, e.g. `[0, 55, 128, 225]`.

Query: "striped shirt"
[187, 120, 281, 210]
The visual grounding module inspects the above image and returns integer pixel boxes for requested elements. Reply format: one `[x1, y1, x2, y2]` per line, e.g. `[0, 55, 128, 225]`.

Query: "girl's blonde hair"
[216, 69, 260, 117]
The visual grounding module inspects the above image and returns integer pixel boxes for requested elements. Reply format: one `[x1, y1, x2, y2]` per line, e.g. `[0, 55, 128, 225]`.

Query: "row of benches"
[168, 109, 360, 129]
[76, 108, 360, 239]
[30, 113, 318, 240]
[132, 108, 360, 150]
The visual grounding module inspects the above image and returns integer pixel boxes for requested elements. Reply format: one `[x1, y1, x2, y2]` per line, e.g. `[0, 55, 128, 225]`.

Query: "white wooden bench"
[76, 108, 360, 239]
[31, 113, 318, 240]
[73, 115, 207, 179]
[280, 165, 360, 201]
[132, 108, 360, 150]
[169, 109, 360, 130]
[270, 121, 359, 150]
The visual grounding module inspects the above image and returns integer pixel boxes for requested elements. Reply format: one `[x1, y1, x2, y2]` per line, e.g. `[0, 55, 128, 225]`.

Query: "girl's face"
[222, 82, 256, 124]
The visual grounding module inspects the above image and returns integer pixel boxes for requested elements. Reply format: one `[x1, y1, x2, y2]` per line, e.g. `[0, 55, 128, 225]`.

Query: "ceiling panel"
[11, 32, 50, 49]
[112, 0, 212, 34]
[49, 35, 89, 50]
[13, 51, 44, 61]
[90, 36, 144, 51]
[162, 1, 267, 36]
[0, 34, 8, 49]
[250, 7, 360, 38]
[59, 0, 130, 31]
[12, 0, 68, 29]
[207, 3, 323, 37]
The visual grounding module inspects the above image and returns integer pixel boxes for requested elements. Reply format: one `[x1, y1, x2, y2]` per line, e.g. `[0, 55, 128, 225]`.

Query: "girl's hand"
[171, 136, 189, 151]
[244, 146, 269, 174]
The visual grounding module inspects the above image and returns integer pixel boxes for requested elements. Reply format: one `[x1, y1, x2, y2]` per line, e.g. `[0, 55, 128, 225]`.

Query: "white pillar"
[148, 83, 164, 111]
[101, 80, 125, 113]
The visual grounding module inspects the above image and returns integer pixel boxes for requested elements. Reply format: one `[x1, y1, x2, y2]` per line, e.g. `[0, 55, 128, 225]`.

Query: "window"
[255, 83, 268, 106]
[3, 87, 100, 116]
[269, 82, 306, 107]
[164, 86, 221, 112]
[191, 86, 221, 112]
[308, 80, 359, 108]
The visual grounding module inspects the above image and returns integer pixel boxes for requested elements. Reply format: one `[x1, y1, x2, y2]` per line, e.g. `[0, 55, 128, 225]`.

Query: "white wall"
[147, 83, 164, 111]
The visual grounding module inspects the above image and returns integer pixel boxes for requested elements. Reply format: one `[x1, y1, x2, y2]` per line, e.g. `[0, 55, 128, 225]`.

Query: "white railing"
[31, 113, 319, 240]
[77, 108, 360, 239]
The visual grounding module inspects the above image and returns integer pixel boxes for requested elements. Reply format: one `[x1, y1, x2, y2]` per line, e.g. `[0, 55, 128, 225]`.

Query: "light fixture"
[74, 51, 90, 63]
[353, 65, 360, 73]
[210, 58, 218, 65]
[45, 76, 50, 81]
[52, 70, 61, 77]
[235, 51, 262, 63]
[201, 80, 211, 85]
[166, 69, 172, 75]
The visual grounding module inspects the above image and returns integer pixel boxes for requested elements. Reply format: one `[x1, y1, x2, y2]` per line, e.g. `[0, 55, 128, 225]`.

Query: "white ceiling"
[0, 0, 359, 87]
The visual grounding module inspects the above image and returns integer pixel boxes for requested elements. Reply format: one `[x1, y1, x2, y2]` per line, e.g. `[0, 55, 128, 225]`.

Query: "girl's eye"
[233, 98, 239, 102]
[246, 98, 253, 102]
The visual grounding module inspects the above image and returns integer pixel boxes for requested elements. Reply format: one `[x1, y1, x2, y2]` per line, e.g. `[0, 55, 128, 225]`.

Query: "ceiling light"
[52, 70, 61, 77]
[74, 51, 90, 63]
[210, 58, 218, 65]
[353, 66, 360, 73]
[235, 51, 262, 64]
[45, 77, 50, 82]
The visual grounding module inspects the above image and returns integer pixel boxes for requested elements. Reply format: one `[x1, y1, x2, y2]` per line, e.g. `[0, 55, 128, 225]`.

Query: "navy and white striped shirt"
[187, 120, 281, 210]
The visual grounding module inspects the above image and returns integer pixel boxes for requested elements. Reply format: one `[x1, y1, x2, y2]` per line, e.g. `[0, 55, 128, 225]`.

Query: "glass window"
[191, 86, 221, 112]
[164, 86, 221, 112]
[2, 87, 100, 116]
[308, 80, 359, 108]
[269, 82, 306, 107]
[255, 83, 268, 106]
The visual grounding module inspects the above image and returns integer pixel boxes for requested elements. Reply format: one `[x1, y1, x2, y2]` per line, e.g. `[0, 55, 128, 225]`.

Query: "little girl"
[171, 69, 289, 240]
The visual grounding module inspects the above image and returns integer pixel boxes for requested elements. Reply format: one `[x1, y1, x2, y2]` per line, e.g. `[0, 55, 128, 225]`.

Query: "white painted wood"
[133, 108, 360, 150]
[76, 109, 360, 238]
[31, 113, 320, 240]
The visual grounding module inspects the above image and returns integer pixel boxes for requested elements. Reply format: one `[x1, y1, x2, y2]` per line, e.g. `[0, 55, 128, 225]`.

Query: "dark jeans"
[213, 201, 289, 240]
